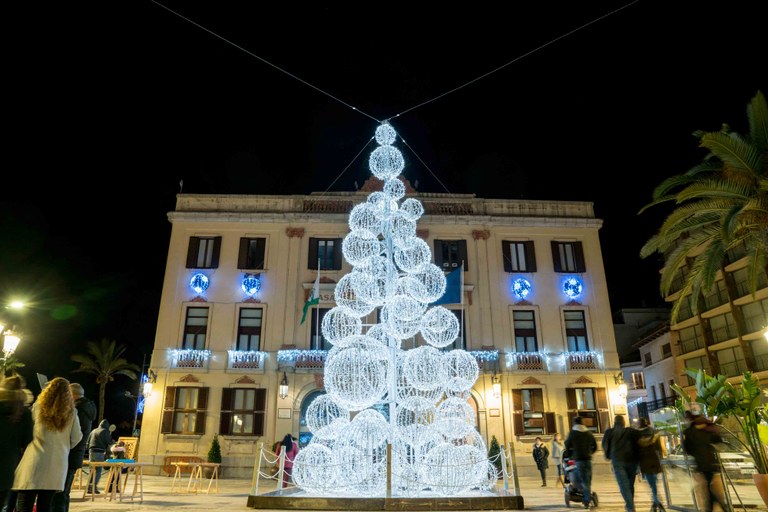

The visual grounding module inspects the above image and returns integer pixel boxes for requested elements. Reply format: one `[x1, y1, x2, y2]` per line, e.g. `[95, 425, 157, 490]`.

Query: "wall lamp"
[614, 371, 628, 400]
[143, 369, 157, 397]
[279, 372, 289, 399]
[492, 373, 502, 399]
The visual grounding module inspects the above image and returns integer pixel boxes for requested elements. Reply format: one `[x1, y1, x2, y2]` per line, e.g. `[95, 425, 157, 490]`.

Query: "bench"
[162, 456, 204, 476]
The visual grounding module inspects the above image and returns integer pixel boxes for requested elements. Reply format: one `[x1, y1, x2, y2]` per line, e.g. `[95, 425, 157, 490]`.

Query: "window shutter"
[458, 240, 468, 272]
[532, 389, 544, 411]
[574, 242, 585, 272]
[186, 238, 200, 269]
[512, 412, 524, 436]
[210, 237, 222, 268]
[551, 241, 562, 273]
[254, 412, 266, 436]
[511, 389, 522, 410]
[220, 388, 233, 435]
[599, 411, 611, 434]
[237, 238, 249, 269]
[565, 388, 577, 410]
[524, 241, 537, 272]
[194, 387, 209, 435]
[253, 389, 267, 437]
[501, 241, 512, 272]
[567, 411, 577, 430]
[308, 238, 318, 269]
[161, 386, 176, 434]
[434, 240, 444, 268]
[544, 412, 556, 434]
[333, 238, 342, 270]
[254, 238, 266, 269]
[595, 387, 608, 409]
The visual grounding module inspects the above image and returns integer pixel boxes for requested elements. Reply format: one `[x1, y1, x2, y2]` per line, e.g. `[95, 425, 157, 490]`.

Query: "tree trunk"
[99, 382, 106, 422]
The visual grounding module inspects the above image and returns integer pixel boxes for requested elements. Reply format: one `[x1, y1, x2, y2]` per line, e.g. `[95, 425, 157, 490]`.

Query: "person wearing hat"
[0, 376, 33, 512]
[52, 383, 96, 512]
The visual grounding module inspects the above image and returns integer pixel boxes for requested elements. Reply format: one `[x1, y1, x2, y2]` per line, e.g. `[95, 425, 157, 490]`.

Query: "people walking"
[11, 377, 82, 512]
[602, 415, 640, 512]
[532, 437, 550, 486]
[551, 432, 566, 488]
[682, 414, 728, 512]
[52, 383, 96, 512]
[565, 416, 598, 509]
[0, 376, 33, 512]
[637, 417, 665, 509]
[85, 419, 114, 494]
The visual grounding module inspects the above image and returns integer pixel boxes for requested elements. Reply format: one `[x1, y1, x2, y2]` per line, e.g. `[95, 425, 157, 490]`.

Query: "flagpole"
[315, 259, 321, 348]
[460, 261, 465, 349]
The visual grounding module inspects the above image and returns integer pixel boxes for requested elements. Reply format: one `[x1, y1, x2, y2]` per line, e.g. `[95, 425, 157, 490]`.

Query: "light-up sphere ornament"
[420, 306, 460, 348]
[369, 145, 405, 181]
[563, 277, 584, 299]
[404, 346, 447, 391]
[241, 274, 261, 296]
[321, 307, 363, 345]
[512, 277, 531, 300]
[189, 272, 209, 295]
[375, 122, 397, 145]
[292, 444, 338, 493]
[306, 394, 350, 439]
[443, 350, 479, 393]
[324, 342, 389, 410]
[435, 396, 476, 439]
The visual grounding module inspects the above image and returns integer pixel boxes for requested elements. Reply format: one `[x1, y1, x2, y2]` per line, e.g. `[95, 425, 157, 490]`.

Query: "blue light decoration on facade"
[511, 278, 532, 300]
[241, 273, 261, 296]
[189, 272, 210, 295]
[562, 277, 583, 299]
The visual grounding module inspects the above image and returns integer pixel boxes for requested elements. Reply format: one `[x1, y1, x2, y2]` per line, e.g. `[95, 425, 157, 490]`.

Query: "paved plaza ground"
[65, 467, 768, 512]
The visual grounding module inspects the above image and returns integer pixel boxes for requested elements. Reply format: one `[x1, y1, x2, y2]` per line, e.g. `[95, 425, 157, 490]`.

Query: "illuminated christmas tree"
[291, 123, 495, 497]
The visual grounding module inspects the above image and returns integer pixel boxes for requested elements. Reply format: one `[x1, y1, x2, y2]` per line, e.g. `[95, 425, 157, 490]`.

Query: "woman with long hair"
[12, 377, 82, 512]
[551, 432, 566, 488]
[276, 433, 299, 488]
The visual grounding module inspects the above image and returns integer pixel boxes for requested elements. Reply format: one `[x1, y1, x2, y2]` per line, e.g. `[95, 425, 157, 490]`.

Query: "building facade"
[138, 181, 626, 477]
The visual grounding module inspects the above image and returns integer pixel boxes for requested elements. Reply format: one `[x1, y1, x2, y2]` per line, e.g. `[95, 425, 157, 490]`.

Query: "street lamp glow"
[2, 333, 21, 356]
[8, 301, 25, 310]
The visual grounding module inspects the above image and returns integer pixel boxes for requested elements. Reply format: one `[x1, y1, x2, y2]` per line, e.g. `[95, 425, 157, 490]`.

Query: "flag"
[301, 268, 321, 324]
[431, 265, 463, 305]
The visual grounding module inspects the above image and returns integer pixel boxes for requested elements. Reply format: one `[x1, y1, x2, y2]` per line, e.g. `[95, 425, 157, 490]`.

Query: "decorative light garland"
[562, 277, 583, 299]
[511, 278, 532, 300]
[292, 123, 493, 497]
[189, 272, 210, 295]
[241, 274, 261, 296]
[277, 349, 328, 363]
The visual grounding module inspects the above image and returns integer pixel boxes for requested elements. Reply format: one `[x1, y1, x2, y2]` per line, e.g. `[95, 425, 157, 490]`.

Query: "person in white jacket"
[12, 377, 82, 512]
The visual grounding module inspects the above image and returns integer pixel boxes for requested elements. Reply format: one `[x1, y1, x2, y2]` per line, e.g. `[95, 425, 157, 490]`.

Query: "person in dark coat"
[532, 436, 550, 486]
[565, 416, 597, 508]
[0, 376, 33, 512]
[602, 415, 640, 512]
[86, 419, 114, 494]
[682, 415, 727, 512]
[637, 417, 664, 507]
[52, 383, 96, 512]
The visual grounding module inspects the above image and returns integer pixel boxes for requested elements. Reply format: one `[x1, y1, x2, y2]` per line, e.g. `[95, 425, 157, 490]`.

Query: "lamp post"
[1, 300, 26, 376]
[614, 371, 628, 400]
[279, 372, 289, 399]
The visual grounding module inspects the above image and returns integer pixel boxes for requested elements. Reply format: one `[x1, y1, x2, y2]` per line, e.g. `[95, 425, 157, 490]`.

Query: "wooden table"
[82, 461, 148, 502]
[171, 461, 220, 494]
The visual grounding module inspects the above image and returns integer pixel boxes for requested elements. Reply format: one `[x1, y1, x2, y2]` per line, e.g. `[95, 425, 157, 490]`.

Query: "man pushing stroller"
[565, 416, 598, 508]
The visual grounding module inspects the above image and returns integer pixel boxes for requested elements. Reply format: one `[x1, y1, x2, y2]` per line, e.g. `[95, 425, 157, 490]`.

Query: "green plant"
[208, 434, 222, 463]
[671, 369, 768, 474]
[488, 435, 502, 476]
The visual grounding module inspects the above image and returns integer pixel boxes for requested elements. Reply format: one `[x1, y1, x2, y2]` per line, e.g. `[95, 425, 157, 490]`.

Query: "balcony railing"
[507, 352, 546, 371]
[169, 349, 211, 369]
[469, 349, 499, 371]
[277, 349, 328, 371]
[645, 395, 677, 412]
[566, 351, 600, 370]
[227, 350, 267, 370]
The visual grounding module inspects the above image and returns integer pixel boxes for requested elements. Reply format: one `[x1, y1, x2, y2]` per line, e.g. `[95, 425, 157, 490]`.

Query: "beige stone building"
[138, 179, 627, 477]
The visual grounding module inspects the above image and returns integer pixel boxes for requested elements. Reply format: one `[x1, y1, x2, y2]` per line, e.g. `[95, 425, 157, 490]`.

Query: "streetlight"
[614, 371, 628, 400]
[279, 372, 289, 399]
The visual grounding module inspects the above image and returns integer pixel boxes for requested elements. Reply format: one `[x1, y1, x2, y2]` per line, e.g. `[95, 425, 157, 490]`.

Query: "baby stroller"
[562, 449, 598, 508]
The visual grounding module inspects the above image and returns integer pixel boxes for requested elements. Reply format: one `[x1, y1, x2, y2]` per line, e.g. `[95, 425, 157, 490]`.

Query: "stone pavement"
[66, 471, 766, 511]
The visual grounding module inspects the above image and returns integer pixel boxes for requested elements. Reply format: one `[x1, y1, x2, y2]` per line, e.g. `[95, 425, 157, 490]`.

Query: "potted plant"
[671, 369, 768, 505]
[206, 433, 223, 478]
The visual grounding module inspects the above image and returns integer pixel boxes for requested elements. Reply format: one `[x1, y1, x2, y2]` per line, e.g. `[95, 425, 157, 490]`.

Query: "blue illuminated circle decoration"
[512, 278, 532, 300]
[242, 274, 261, 296]
[190, 272, 210, 295]
[562, 277, 583, 299]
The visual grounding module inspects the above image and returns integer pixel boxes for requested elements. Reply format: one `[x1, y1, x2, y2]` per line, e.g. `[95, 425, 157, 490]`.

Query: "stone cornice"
[286, 227, 305, 238]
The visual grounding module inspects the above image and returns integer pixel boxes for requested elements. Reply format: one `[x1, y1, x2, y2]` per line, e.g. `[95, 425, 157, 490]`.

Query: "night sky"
[1, 1, 763, 422]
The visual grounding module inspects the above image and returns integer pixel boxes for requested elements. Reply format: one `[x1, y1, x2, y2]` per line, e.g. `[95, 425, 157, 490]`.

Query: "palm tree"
[639, 90, 768, 323]
[71, 338, 141, 422]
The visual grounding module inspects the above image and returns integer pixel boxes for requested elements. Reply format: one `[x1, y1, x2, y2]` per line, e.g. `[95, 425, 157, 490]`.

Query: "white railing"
[168, 349, 211, 369]
[227, 350, 267, 370]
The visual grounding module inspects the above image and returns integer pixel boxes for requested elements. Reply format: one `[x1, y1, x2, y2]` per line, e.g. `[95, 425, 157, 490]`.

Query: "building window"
[511, 389, 555, 436]
[182, 307, 208, 350]
[161, 386, 209, 434]
[566, 387, 609, 433]
[551, 241, 585, 273]
[659, 382, 666, 398]
[513, 310, 538, 352]
[310, 308, 331, 350]
[236, 307, 263, 351]
[643, 352, 652, 367]
[434, 240, 468, 271]
[309, 238, 342, 270]
[631, 372, 645, 389]
[502, 241, 536, 273]
[564, 310, 589, 351]
[186, 236, 222, 269]
[741, 299, 768, 334]
[220, 388, 267, 436]
[716, 346, 746, 377]
[238, 237, 266, 270]
[661, 343, 672, 359]
[709, 312, 739, 344]
[684, 356, 710, 385]
[678, 325, 705, 354]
